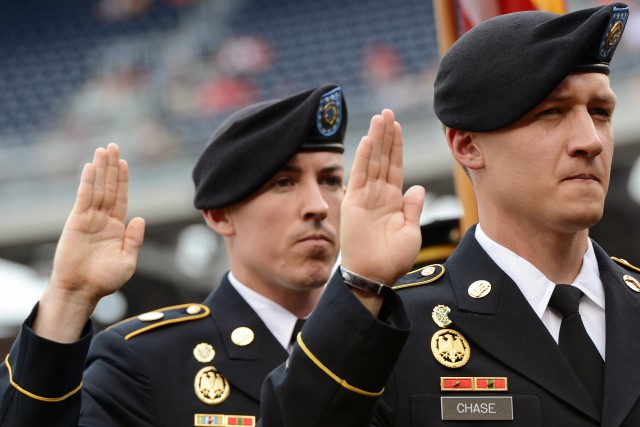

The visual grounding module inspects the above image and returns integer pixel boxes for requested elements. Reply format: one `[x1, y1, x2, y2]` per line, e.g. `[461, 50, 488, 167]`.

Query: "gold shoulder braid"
[611, 257, 640, 274]
[107, 303, 210, 341]
[393, 264, 445, 291]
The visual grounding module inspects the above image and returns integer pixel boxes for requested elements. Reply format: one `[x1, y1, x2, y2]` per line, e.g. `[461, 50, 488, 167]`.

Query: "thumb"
[402, 185, 425, 227]
[123, 216, 146, 257]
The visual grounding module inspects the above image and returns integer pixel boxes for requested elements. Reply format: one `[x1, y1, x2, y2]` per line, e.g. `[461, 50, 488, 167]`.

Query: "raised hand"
[34, 143, 145, 342]
[340, 109, 424, 287]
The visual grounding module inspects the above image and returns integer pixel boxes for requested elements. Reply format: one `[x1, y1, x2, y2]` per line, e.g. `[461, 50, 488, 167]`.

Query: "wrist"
[340, 266, 393, 298]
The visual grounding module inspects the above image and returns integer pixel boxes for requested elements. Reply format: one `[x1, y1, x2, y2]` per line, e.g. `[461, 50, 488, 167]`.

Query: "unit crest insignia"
[432, 305, 452, 328]
[194, 343, 215, 363]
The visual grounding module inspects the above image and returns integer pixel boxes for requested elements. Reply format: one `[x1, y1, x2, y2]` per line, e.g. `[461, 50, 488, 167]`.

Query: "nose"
[566, 110, 605, 159]
[301, 183, 329, 221]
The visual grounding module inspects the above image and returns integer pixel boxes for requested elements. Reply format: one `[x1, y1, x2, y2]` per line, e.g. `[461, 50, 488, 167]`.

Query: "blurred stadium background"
[1, 0, 639, 350]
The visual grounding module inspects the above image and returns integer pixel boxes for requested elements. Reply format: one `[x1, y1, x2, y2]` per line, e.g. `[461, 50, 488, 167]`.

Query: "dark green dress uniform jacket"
[0, 275, 287, 426]
[260, 226, 640, 427]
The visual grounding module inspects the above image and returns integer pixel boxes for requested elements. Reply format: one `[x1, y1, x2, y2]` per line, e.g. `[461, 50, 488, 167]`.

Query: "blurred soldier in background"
[0, 83, 347, 426]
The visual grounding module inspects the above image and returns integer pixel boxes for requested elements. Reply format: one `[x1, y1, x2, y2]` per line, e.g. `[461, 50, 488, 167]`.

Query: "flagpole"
[433, 0, 479, 235]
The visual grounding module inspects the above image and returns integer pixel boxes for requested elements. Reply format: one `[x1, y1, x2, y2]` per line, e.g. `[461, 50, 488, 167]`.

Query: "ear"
[201, 209, 235, 236]
[446, 128, 484, 170]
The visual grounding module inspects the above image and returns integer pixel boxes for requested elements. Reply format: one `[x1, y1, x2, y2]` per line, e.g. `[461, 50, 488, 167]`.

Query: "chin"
[560, 210, 604, 232]
[300, 263, 334, 286]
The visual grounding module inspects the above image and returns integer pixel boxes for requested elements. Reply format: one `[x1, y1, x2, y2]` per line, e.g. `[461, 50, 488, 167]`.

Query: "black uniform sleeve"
[259, 272, 411, 427]
[0, 304, 92, 427]
[78, 328, 158, 426]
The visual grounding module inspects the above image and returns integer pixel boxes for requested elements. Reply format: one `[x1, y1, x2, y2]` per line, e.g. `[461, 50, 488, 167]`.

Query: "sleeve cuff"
[6, 303, 93, 401]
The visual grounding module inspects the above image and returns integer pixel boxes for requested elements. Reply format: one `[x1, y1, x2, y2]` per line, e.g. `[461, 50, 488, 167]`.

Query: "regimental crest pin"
[431, 329, 471, 368]
[432, 305, 452, 328]
[194, 366, 231, 405]
[194, 343, 215, 363]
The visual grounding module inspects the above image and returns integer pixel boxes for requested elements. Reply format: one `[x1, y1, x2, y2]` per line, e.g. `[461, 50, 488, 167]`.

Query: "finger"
[387, 120, 404, 189]
[111, 159, 130, 223]
[378, 109, 396, 180]
[101, 143, 121, 211]
[91, 146, 108, 209]
[364, 114, 384, 180]
[73, 163, 96, 214]
[347, 134, 374, 192]
[402, 185, 426, 227]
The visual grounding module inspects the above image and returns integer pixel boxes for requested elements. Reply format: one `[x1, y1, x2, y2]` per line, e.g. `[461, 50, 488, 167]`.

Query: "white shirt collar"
[474, 224, 605, 319]
[227, 272, 300, 351]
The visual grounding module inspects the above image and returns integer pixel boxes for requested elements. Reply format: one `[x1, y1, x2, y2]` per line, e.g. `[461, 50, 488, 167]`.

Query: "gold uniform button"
[138, 311, 164, 322]
[421, 266, 436, 276]
[186, 304, 202, 315]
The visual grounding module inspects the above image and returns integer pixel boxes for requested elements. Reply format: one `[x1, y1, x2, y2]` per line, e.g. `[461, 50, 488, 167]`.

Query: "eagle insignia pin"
[194, 366, 231, 405]
[431, 329, 471, 368]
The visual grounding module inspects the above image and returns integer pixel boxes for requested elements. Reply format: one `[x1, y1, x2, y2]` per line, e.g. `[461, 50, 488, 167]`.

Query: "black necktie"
[288, 318, 306, 351]
[548, 285, 604, 412]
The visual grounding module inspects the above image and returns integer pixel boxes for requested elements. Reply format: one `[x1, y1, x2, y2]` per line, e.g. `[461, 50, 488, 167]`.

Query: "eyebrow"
[279, 164, 344, 174]
[544, 91, 617, 105]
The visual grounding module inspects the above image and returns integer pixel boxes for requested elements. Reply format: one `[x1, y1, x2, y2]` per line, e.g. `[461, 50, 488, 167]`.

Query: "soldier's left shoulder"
[611, 256, 640, 275]
[611, 256, 640, 292]
[393, 263, 447, 291]
[106, 303, 211, 341]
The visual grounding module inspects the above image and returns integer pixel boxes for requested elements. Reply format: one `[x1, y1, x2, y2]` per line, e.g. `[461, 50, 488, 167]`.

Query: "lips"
[563, 173, 600, 182]
[298, 234, 331, 243]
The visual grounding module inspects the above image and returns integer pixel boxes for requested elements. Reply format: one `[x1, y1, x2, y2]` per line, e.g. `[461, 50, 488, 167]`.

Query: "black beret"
[434, 3, 629, 132]
[192, 84, 347, 210]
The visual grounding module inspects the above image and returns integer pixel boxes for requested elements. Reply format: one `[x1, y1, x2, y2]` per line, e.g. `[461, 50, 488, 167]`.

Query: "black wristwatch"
[340, 266, 393, 298]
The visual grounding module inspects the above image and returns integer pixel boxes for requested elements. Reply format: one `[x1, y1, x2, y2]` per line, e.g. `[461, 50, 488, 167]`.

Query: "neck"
[230, 270, 324, 318]
[479, 220, 589, 284]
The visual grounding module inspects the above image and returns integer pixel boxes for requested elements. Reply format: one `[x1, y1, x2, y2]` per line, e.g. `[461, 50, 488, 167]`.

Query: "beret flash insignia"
[316, 87, 343, 137]
[599, 6, 628, 59]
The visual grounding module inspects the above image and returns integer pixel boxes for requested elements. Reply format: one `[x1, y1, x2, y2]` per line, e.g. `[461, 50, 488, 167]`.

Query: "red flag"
[458, 0, 566, 32]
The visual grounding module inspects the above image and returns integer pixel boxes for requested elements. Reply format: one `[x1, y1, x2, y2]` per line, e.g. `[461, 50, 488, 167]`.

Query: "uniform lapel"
[203, 277, 288, 401]
[596, 246, 640, 427]
[445, 229, 599, 421]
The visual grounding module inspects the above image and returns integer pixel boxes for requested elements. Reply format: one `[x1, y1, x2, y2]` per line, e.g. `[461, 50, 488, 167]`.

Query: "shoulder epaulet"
[107, 303, 210, 341]
[393, 264, 445, 291]
[611, 257, 640, 274]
